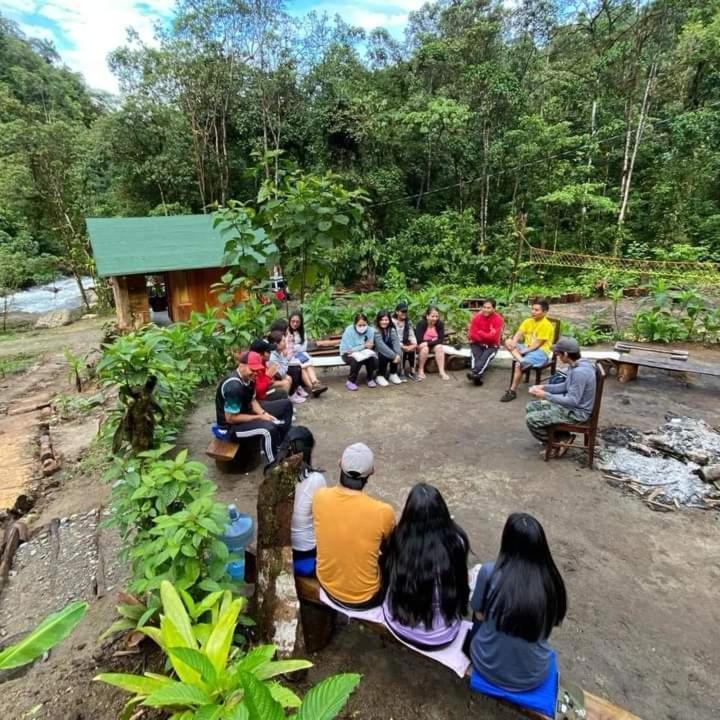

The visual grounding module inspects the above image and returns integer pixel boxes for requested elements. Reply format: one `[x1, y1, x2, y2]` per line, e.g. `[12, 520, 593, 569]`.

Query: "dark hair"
[339, 470, 368, 491]
[268, 330, 285, 345]
[394, 302, 409, 314]
[288, 312, 305, 344]
[375, 310, 392, 330]
[481, 513, 567, 643]
[353, 313, 369, 324]
[531, 299, 550, 313]
[270, 318, 289, 333]
[425, 305, 441, 318]
[483, 298, 497, 309]
[565, 351, 581, 361]
[274, 426, 321, 479]
[382, 484, 469, 630]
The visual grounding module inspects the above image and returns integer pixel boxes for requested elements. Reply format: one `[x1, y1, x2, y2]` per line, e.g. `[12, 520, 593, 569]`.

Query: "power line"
[366, 102, 720, 210]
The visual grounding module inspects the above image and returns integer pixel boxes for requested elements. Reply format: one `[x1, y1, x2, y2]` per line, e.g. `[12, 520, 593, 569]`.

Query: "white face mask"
[355, 324, 367, 334]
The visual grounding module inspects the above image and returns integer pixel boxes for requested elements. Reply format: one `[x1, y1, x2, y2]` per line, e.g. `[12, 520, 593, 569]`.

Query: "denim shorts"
[517, 344, 550, 368]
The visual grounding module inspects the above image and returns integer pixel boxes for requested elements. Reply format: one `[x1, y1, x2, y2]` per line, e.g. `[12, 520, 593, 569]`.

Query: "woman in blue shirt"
[468, 512, 567, 692]
[339, 313, 378, 391]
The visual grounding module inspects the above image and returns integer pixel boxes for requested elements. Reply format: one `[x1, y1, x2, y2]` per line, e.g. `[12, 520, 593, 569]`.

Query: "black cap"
[250, 338, 276, 353]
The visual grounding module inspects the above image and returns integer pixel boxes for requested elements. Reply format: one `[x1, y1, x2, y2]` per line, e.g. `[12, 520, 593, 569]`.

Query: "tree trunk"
[615, 63, 657, 256]
[254, 453, 307, 658]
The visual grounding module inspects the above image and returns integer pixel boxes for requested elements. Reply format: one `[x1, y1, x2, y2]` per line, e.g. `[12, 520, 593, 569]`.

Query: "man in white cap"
[312, 443, 395, 608]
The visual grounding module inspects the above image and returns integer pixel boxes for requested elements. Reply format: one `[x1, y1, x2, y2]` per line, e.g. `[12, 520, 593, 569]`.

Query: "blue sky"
[3, 0, 425, 93]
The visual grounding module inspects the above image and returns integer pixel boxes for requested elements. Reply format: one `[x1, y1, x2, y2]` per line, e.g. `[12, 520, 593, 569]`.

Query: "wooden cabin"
[87, 215, 234, 330]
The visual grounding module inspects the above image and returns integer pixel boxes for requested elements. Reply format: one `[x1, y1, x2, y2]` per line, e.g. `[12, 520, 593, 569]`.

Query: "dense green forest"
[1, 0, 719, 301]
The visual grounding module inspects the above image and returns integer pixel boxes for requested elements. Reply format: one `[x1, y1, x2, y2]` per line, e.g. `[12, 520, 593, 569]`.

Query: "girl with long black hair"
[274, 426, 327, 577]
[467, 512, 567, 691]
[373, 310, 403, 386]
[381, 483, 470, 649]
[339, 312, 378, 390]
[286, 311, 328, 397]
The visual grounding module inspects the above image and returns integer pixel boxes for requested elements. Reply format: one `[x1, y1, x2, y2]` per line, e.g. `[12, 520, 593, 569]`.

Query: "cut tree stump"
[254, 453, 307, 658]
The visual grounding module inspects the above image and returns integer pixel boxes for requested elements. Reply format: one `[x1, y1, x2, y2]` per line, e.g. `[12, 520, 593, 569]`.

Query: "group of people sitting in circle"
[213, 296, 598, 464]
[283, 429, 567, 696]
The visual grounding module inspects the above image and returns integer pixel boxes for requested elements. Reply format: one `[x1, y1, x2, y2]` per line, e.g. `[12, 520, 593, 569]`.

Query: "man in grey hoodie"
[525, 337, 597, 452]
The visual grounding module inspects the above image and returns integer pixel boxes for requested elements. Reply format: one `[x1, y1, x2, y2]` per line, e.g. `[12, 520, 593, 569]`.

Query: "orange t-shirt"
[312, 487, 395, 604]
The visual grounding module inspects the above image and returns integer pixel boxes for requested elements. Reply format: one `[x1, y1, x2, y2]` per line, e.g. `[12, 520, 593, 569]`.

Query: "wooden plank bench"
[206, 436, 239, 462]
[293, 575, 639, 720]
[612, 342, 719, 383]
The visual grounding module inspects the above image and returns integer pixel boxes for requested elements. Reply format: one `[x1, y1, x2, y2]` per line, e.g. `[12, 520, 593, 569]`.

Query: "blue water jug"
[220, 504, 254, 582]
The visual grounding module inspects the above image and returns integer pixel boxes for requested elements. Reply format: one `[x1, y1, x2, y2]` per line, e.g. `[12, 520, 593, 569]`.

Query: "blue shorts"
[517, 344, 550, 368]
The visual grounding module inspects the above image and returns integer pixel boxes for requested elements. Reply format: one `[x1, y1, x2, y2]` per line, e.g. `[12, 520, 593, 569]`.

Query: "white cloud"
[9, 0, 175, 94]
[10, 0, 421, 94]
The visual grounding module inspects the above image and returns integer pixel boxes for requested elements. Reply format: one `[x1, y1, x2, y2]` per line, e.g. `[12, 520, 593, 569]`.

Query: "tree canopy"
[1, 0, 720, 292]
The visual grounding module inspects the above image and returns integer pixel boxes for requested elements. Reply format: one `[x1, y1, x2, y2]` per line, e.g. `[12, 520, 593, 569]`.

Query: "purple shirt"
[382, 590, 462, 647]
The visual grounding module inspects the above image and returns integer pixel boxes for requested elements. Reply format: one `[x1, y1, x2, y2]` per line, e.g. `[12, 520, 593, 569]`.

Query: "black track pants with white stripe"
[228, 399, 293, 462]
[470, 344, 498, 378]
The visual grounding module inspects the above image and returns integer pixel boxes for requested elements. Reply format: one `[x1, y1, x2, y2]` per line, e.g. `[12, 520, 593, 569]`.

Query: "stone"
[34, 309, 75, 329]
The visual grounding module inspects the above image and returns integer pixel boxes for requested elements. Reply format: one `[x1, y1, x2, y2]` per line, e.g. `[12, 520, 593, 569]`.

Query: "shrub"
[96, 582, 361, 720]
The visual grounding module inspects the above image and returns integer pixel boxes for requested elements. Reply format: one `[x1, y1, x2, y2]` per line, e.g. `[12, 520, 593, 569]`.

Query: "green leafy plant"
[63, 346, 87, 392]
[96, 582, 360, 719]
[0, 602, 87, 670]
[52, 391, 105, 420]
[104, 445, 231, 598]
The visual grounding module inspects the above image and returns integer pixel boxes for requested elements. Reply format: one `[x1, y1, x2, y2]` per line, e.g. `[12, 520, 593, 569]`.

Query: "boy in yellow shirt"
[500, 300, 554, 402]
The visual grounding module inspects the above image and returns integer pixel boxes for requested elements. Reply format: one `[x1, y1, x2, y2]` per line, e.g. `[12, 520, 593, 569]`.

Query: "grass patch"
[0, 352, 38, 375]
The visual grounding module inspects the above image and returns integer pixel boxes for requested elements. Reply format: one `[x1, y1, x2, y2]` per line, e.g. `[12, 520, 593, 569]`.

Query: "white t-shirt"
[291, 471, 327, 551]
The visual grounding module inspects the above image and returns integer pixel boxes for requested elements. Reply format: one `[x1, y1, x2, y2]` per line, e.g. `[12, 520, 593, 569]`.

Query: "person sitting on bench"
[271, 426, 327, 578]
[467, 512, 567, 692]
[214, 351, 293, 464]
[415, 305, 449, 381]
[286, 312, 328, 397]
[467, 298, 504, 386]
[250, 338, 287, 401]
[268, 330, 305, 404]
[392, 302, 418, 381]
[374, 310, 403, 386]
[526, 337, 596, 456]
[501, 299, 554, 402]
[381, 483, 469, 649]
[312, 443, 395, 608]
[340, 314, 378, 391]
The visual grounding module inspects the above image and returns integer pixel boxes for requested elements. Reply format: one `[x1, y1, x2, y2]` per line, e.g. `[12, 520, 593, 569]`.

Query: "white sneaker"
[388, 374, 402, 385]
[375, 375, 389, 387]
[289, 392, 307, 404]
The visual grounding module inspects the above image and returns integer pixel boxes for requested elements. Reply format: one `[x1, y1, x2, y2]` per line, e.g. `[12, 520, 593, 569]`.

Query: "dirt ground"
[179, 354, 720, 720]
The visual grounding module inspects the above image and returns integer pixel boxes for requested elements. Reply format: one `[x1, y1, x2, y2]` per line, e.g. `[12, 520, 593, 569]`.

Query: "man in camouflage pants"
[526, 337, 597, 452]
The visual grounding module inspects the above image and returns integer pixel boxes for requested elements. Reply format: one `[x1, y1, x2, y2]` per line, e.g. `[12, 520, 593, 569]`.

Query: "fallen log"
[0, 521, 29, 596]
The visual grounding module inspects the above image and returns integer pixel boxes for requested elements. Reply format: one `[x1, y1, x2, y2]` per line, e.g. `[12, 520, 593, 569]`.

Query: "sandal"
[440, 373, 450, 381]
[417, 372, 426, 381]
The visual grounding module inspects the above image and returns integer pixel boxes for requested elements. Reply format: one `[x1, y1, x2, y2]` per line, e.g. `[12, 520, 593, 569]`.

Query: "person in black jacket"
[415, 306, 449, 381]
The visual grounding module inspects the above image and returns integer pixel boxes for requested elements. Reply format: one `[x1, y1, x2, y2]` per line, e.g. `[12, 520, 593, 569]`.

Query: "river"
[9, 277, 95, 314]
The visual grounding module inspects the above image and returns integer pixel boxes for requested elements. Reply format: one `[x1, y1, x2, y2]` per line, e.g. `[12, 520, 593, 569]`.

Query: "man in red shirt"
[467, 298, 504, 386]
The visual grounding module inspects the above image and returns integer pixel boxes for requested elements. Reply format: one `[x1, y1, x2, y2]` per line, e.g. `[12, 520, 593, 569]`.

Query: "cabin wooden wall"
[166, 267, 234, 322]
[112, 274, 150, 330]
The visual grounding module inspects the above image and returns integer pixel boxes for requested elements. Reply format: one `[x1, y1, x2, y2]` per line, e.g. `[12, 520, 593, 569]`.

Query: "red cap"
[238, 351, 265, 371]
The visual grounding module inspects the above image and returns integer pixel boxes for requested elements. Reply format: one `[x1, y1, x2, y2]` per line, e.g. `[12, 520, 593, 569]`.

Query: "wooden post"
[111, 276, 132, 330]
[509, 212, 527, 299]
[254, 454, 307, 658]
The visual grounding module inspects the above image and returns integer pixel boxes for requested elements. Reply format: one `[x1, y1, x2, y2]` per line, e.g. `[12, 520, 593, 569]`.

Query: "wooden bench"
[545, 363, 606, 469]
[206, 436, 239, 462]
[612, 342, 719, 383]
[293, 575, 638, 720]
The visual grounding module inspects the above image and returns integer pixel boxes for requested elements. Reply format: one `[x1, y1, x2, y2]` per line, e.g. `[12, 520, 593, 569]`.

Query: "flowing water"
[9, 276, 94, 314]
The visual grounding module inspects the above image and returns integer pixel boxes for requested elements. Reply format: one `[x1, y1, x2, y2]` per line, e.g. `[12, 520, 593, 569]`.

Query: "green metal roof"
[87, 214, 226, 277]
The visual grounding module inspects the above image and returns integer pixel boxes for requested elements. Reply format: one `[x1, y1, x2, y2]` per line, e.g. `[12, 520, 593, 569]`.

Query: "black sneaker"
[500, 389, 517, 402]
[406, 370, 419, 382]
